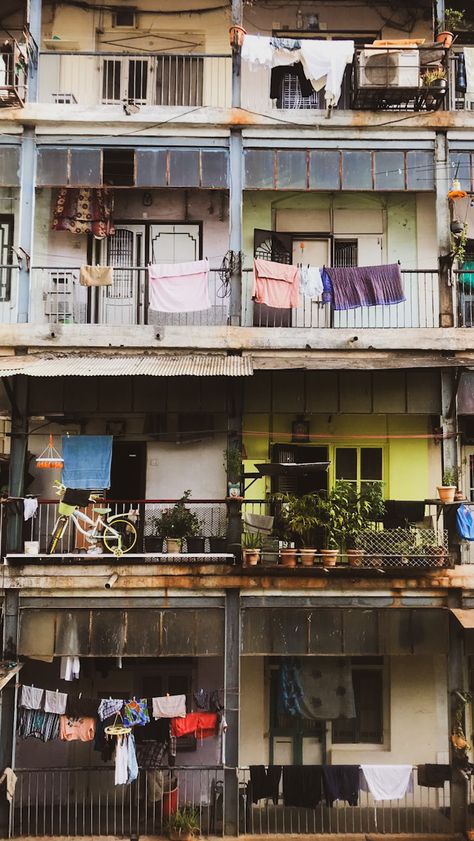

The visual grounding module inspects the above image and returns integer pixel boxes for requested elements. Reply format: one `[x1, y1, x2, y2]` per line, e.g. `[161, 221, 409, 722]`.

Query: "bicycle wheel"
[103, 517, 138, 554]
[47, 516, 69, 555]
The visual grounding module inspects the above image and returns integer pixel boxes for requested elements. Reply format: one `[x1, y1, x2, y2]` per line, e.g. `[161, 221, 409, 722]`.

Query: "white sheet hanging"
[360, 765, 413, 801]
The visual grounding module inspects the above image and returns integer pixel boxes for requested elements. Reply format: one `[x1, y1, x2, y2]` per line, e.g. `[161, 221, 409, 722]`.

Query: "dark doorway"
[110, 441, 146, 500]
[271, 444, 329, 495]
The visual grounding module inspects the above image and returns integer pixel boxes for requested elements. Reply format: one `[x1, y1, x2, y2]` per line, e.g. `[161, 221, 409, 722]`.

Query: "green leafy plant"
[165, 805, 200, 837]
[451, 224, 468, 264]
[273, 492, 320, 548]
[422, 67, 447, 86]
[442, 466, 460, 486]
[444, 7, 467, 30]
[223, 443, 241, 482]
[154, 491, 201, 539]
[317, 481, 385, 551]
[242, 531, 263, 550]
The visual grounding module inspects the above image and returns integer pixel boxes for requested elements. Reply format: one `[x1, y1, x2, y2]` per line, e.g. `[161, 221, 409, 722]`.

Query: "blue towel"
[456, 505, 474, 541]
[62, 435, 113, 489]
[321, 268, 334, 305]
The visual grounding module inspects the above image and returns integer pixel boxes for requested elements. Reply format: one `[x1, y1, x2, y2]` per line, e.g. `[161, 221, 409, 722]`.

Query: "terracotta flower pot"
[347, 549, 366, 568]
[320, 549, 339, 566]
[436, 31, 454, 48]
[300, 548, 317, 566]
[243, 548, 261, 566]
[437, 485, 456, 504]
[279, 548, 298, 567]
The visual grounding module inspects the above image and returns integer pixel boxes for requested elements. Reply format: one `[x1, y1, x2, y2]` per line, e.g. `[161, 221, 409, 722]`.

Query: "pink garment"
[148, 259, 210, 313]
[252, 259, 301, 309]
[59, 715, 95, 742]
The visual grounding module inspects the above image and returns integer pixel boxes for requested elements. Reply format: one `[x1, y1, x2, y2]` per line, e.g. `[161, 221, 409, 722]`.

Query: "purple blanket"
[325, 263, 405, 311]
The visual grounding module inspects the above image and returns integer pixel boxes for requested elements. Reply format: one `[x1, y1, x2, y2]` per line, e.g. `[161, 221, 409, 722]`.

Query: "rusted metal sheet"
[0, 353, 254, 378]
[450, 607, 474, 628]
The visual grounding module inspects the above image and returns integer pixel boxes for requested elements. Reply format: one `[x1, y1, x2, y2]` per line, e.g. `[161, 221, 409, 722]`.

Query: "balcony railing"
[32, 267, 231, 327]
[454, 270, 474, 326]
[38, 52, 232, 108]
[8, 765, 452, 837]
[352, 46, 449, 112]
[242, 269, 441, 329]
[0, 47, 27, 106]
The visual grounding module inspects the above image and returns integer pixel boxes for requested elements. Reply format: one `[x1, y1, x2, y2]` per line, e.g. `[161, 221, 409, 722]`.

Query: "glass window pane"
[37, 147, 68, 186]
[0, 147, 20, 186]
[449, 152, 471, 192]
[276, 150, 307, 189]
[168, 150, 200, 187]
[406, 150, 434, 190]
[361, 448, 383, 480]
[336, 448, 357, 480]
[309, 150, 340, 189]
[135, 149, 167, 187]
[69, 149, 102, 187]
[201, 150, 228, 188]
[374, 151, 405, 190]
[244, 150, 275, 189]
[342, 151, 372, 190]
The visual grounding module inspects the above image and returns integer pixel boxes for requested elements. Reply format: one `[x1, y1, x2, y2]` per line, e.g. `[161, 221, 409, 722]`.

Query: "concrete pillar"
[441, 367, 458, 476]
[226, 378, 243, 557]
[229, 0, 243, 325]
[7, 375, 29, 552]
[435, 132, 454, 327]
[224, 589, 241, 836]
[447, 604, 469, 834]
[0, 590, 19, 836]
[17, 129, 36, 322]
[27, 0, 42, 102]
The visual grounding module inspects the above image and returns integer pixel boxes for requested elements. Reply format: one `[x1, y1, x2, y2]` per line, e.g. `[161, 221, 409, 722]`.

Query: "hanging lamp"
[448, 178, 468, 200]
[36, 434, 64, 469]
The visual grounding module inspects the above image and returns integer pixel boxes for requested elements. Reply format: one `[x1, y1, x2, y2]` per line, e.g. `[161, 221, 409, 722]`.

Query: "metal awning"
[450, 608, 474, 628]
[0, 354, 253, 377]
[0, 661, 22, 692]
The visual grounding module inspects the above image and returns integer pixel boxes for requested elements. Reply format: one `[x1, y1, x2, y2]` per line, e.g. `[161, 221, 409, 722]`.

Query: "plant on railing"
[422, 67, 447, 87]
[165, 805, 200, 840]
[317, 481, 385, 552]
[273, 492, 321, 548]
[451, 223, 468, 264]
[153, 491, 202, 553]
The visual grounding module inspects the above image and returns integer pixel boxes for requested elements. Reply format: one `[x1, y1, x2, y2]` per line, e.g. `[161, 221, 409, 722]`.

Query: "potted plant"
[166, 805, 200, 841]
[317, 481, 384, 567]
[437, 467, 459, 503]
[154, 491, 201, 554]
[273, 492, 320, 566]
[451, 224, 468, 265]
[242, 531, 263, 566]
[422, 67, 447, 89]
[224, 442, 242, 498]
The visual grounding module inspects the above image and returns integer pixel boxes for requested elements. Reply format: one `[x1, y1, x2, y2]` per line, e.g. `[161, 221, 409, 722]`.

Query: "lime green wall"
[243, 413, 432, 500]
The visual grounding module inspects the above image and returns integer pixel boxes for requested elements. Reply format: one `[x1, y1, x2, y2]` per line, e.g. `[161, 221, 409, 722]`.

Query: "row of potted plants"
[145, 490, 226, 554]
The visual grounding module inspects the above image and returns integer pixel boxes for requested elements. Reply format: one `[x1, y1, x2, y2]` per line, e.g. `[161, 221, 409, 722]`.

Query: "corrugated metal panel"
[0, 354, 253, 377]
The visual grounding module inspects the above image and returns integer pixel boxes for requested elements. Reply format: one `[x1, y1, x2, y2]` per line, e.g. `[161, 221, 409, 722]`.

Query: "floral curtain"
[52, 188, 115, 239]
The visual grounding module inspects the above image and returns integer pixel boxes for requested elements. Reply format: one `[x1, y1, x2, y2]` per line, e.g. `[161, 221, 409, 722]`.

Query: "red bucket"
[163, 781, 178, 819]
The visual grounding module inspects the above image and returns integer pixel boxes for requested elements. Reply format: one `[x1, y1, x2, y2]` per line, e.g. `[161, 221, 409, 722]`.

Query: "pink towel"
[252, 259, 300, 309]
[148, 259, 210, 313]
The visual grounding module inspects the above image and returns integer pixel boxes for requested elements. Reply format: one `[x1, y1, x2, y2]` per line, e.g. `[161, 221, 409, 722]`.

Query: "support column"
[226, 378, 243, 557]
[17, 129, 36, 322]
[229, 0, 243, 325]
[0, 590, 19, 836]
[224, 589, 241, 836]
[441, 367, 458, 476]
[7, 376, 29, 552]
[435, 131, 454, 327]
[447, 601, 469, 834]
[27, 0, 42, 102]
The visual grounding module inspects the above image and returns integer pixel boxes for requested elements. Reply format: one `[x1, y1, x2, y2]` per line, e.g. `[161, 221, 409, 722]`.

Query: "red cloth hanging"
[170, 712, 218, 739]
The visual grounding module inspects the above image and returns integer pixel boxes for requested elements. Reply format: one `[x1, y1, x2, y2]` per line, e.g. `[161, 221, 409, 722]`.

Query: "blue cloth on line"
[456, 505, 474, 541]
[321, 268, 334, 305]
[127, 733, 139, 784]
[62, 435, 113, 490]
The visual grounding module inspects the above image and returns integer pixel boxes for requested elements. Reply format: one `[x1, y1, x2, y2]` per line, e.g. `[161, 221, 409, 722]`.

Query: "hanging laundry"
[62, 435, 113, 490]
[300, 266, 324, 299]
[98, 698, 124, 721]
[44, 690, 68, 715]
[152, 694, 186, 719]
[115, 735, 129, 785]
[210, 689, 224, 712]
[321, 268, 334, 304]
[278, 660, 304, 717]
[217, 713, 227, 765]
[52, 188, 115, 239]
[60, 656, 80, 681]
[325, 264, 405, 311]
[252, 259, 300, 310]
[299, 40, 354, 106]
[17, 709, 60, 742]
[148, 259, 210, 313]
[60, 715, 96, 742]
[322, 765, 359, 807]
[282, 765, 323, 808]
[123, 698, 150, 727]
[79, 266, 113, 287]
[127, 733, 138, 783]
[23, 498, 38, 521]
[0, 768, 17, 804]
[360, 765, 413, 801]
[249, 765, 281, 804]
[298, 658, 356, 721]
[456, 505, 474, 541]
[66, 696, 99, 717]
[193, 689, 210, 710]
[464, 48, 474, 110]
[417, 764, 450, 788]
[170, 712, 218, 740]
[241, 34, 273, 67]
[20, 685, 44, 710]
[270, 63, 314, 99]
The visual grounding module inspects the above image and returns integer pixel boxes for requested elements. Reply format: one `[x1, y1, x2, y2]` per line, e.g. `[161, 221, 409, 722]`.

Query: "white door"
[98, 224, 146, 325]
[292, 238, 330, 328]
[101, 57, 151, 105]
[149, 224, 201, 263]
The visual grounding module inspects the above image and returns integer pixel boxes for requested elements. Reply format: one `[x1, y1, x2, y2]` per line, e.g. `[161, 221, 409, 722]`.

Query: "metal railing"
[238, 766, 452, 834]
[0, 47, 27, 106]
[32, 267, 232, 327]
[5, 498, 229, 557]
[454, 270, 474, 327]
[39, 52, 232, 108]
[242, 269, 441, 328]
[10, 766, 225, 838]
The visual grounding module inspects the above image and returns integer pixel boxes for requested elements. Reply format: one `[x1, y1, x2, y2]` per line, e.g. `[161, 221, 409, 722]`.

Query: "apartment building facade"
[1, 0, 474, 837]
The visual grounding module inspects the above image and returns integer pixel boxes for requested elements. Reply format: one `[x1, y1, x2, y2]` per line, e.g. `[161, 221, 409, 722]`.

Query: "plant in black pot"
[154, 491, 201, 554]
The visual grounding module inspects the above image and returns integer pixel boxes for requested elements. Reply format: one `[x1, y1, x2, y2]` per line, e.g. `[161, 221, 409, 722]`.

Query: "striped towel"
[325, 264, 405, 311]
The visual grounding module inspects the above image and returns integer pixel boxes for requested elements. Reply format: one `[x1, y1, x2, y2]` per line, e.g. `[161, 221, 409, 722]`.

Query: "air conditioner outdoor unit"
[359, 49, 419, 87]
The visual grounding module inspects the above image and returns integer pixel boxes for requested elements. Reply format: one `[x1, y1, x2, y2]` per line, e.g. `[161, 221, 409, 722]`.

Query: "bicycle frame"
[70, 508, 121, 542]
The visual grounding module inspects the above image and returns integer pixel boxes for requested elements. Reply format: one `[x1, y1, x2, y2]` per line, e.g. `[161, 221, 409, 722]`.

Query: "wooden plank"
[0, 662, 22, 692]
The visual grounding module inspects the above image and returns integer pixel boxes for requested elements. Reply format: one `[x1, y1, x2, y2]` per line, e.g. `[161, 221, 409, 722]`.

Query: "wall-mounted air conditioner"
[359, 49, 419, 88]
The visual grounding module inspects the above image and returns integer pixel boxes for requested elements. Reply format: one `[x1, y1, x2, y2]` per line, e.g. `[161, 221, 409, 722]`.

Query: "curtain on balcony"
[52, 188, 115, 238]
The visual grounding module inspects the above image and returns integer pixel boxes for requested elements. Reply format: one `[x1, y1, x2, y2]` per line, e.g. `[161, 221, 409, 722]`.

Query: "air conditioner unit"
[359, 49, 419, 88]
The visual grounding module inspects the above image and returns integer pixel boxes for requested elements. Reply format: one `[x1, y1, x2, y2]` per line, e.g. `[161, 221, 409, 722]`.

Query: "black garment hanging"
[249, 765, 282, 804]
[282, 766, 323, 809]
[270, 63, 314, 100]
[322, 765, 359, 806]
